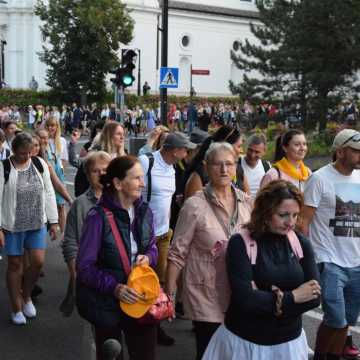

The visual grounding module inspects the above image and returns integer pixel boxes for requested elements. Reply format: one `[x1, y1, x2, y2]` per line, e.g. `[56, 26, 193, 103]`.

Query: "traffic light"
[110, 49, 137, 89]
[121, 49, 136, 88]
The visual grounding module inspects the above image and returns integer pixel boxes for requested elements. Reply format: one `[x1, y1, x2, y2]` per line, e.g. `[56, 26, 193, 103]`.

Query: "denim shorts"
[4, 227, 47, 256]
[319, 262, 360, 328]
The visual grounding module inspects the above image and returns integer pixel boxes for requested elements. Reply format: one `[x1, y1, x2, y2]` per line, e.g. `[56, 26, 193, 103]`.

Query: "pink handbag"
[137, 288, 174, 325]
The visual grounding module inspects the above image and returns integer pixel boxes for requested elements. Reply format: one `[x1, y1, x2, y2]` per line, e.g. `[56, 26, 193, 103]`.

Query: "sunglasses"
[342, 133, 360, 146]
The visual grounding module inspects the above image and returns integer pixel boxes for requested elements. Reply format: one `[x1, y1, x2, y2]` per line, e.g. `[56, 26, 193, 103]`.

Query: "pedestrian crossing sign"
[160, 67, 179, 89]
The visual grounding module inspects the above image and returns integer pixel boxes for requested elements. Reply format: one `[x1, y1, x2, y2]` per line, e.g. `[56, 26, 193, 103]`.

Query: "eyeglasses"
[342, 133, 360, 146]
[209, 161, 237, 169]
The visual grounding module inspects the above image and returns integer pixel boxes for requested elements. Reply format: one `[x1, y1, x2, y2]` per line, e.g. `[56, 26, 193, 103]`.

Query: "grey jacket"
[62, 188, 98, 263]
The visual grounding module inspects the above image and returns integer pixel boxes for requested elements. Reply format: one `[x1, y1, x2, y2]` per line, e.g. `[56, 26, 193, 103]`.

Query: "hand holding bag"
[103, 207, 174, 324]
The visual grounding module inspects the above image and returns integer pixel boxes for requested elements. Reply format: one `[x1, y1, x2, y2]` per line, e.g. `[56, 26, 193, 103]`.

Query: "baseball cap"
[120, 265, 160, 318]
[162, 132, 197, 150]
[190, 128, 209, 145]
[332, 129, 360, 150]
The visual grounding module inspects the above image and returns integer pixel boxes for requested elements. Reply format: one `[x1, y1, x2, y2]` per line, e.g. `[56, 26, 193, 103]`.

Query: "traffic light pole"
[137, 49, 141, 96]
[160, 0, 168, 126]
[119, 86, 125, 122]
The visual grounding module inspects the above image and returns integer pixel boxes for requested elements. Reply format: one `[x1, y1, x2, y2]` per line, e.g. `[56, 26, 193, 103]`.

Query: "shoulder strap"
[5, 148, 10, 158]
[2, 158, 11, 184]
[287, 230, 304, 259]
[236, 160, 244, 181]
[102, 207, 131, 276]
[238, 227, 257, 265]
[145, 152, 154, 203]
[261, 160, 271, 172]
[272, 165, 281, 179]
[31, 156, 44, 174]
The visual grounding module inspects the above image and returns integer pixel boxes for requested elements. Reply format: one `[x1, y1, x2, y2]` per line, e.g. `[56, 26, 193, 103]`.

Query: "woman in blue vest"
[76, 155, 158, 360]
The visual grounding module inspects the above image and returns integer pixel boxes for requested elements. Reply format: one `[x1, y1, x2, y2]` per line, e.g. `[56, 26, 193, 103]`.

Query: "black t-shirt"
[225, 231, 320, 345]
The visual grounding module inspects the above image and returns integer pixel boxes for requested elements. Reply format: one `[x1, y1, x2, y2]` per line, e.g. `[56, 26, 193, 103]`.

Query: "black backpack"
[74, 162, 89, 197]
[144, 152, 154, 202]
[2, 156, 44, 184]
[236, 159, 271, 191]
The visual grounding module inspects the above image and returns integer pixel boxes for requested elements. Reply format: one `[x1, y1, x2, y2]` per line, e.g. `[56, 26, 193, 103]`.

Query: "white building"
[0, 0, 260, 96]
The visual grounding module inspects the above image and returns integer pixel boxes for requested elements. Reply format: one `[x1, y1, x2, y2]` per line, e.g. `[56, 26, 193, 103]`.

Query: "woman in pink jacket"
[166, 142, 253, 360]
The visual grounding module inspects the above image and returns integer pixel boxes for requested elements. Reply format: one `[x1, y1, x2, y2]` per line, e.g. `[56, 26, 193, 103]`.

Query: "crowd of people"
[0, 109, 359, 360]
[1, 97, 358, 139]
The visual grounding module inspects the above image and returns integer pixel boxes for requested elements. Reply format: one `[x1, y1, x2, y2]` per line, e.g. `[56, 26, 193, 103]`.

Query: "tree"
[231, 0, 360, 129]
[35, 0, 134, 102]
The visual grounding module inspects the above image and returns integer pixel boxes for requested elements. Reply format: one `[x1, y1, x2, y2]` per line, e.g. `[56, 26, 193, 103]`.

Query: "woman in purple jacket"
[76, 155, 158, 360]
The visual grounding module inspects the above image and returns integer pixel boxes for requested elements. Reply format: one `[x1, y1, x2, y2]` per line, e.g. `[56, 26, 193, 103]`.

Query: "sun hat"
[120, 265, 160, 318]
[332, 129, 360, 151]
[162, 131, 197, 150]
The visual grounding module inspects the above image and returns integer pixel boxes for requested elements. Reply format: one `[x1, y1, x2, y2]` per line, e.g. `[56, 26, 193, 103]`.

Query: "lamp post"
[160, 0, 168, 125]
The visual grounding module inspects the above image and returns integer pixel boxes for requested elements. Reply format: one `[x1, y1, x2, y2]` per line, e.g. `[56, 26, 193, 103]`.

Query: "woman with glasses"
[184, 125, 250, 199]
[60, 151, 111, 316]
[166, 142, 253, 360]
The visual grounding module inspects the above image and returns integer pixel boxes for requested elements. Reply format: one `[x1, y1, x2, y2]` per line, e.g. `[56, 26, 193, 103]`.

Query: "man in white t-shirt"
[139, 132, 196, 345]
[302, 129, 360, 360]
[239, 134, 270, 198]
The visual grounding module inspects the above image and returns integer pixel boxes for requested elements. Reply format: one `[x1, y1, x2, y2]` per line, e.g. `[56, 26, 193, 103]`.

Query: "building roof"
[158, 0, 259, 20]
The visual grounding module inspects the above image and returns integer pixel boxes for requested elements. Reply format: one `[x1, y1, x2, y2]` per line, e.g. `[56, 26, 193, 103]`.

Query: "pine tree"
[231, 0, 360, 129]
[35, 0, 134, 101]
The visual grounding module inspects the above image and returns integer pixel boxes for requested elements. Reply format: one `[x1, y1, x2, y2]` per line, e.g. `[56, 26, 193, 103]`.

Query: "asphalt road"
[0, 137, 359, 360]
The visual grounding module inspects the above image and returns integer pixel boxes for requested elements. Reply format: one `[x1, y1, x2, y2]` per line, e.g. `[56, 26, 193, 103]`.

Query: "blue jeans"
[319, 262, 360, 328]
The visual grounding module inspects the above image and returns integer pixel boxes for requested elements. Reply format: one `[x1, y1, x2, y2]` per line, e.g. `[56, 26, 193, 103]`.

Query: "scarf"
[274, 157, 309, 181]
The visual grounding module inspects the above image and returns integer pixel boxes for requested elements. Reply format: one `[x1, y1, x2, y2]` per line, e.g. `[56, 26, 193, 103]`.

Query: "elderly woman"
[203, 180, 321, 360]
[165, 142, 253, 360]
[60, 151, 111, 316]
[184, 126, 250, 198]
[76, 155, 158, 360]
[0, 132, 58, 325]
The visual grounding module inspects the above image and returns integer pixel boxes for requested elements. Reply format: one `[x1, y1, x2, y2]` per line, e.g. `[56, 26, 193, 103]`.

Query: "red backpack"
[238, 227, 303, 265]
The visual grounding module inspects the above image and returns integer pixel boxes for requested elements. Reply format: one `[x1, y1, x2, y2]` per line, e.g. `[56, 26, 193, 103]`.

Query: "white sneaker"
[23, 300, 37, 318]
[11, 311, 27, 325]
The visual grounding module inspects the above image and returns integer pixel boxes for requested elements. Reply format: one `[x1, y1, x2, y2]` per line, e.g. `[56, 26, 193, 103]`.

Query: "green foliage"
[0, 89, 241, 109]
[35, 0, 134, 102]
[232, 0, 360, 130]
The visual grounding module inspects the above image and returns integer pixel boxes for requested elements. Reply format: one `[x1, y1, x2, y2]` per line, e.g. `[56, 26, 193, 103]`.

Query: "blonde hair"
[98, 121, 125, 156]
[45, 117, 62, 154]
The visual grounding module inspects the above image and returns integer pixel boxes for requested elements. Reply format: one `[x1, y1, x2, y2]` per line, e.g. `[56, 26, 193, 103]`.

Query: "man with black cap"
[138, 132, 196, 345]
[301, 129, 360, 360]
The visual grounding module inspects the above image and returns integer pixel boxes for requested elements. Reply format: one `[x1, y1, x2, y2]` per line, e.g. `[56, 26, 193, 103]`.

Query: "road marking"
[305, 310, 360, 334]
[65, 181, 74, 186]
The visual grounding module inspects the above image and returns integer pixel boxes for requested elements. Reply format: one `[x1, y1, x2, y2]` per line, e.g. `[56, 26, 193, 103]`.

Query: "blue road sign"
[160, 67, 179, 89]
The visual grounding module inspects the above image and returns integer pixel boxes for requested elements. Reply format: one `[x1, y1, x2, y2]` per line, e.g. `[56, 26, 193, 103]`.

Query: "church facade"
[0, 0, 259, 96]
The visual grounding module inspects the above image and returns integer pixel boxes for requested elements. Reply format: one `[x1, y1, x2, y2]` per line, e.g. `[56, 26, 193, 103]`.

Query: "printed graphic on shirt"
[329, 183, 360, 237]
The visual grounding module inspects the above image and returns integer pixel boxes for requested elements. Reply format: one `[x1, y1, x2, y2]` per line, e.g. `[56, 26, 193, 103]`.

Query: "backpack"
[236, 159, 271, 191]
[74, 162, 89, 197]
[238, 227, 303, 265]
[2, 156, 44, 184]
[145, 152, 154, 202]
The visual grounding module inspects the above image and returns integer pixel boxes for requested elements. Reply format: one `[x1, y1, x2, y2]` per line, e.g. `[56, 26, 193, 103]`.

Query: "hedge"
[0, 89, 241, 109]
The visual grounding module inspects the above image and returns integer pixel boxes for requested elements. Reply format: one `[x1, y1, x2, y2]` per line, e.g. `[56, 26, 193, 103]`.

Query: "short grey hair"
[205, 142, 236, 163]
[247, 134, 267, 147]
